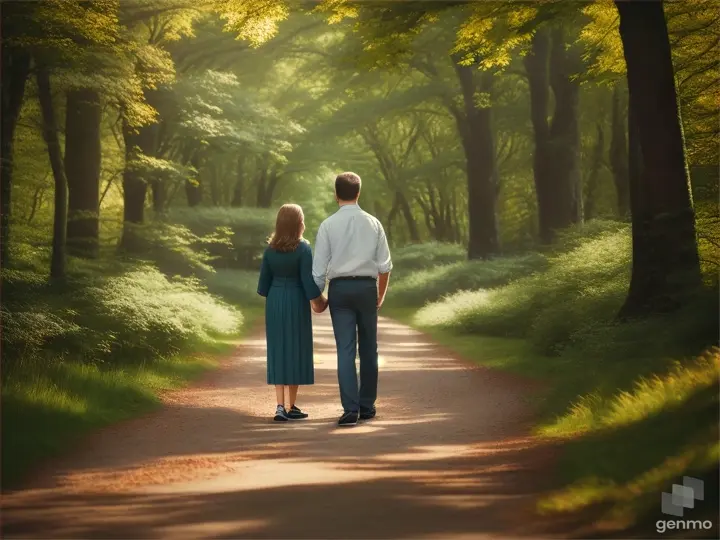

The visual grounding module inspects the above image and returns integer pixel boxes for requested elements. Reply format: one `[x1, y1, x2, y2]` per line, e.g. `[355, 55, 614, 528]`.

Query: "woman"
[257, 204, 328, 422]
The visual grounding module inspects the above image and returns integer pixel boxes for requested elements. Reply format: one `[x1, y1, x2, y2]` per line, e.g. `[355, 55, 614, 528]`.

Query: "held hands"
[311, 295, 328, 314]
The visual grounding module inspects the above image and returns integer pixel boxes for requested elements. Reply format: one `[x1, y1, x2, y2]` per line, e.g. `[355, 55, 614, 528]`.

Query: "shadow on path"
[1, 313, 579, 539]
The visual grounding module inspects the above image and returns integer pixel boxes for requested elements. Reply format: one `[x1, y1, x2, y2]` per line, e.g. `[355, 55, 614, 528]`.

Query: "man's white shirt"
[311, 203, 393, 291]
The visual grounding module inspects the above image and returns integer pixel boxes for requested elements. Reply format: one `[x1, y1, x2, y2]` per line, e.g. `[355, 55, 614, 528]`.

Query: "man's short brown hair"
[335, 172, 361, 201]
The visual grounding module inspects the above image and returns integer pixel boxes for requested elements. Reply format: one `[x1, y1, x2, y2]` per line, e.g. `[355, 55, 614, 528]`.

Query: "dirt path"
[2, 313, 566, 539]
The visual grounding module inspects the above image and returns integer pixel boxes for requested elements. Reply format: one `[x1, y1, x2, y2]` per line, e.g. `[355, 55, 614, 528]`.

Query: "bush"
[390, 242, 467, 276]
[1, 264, 244, 377]
[414, 222, 719, 358]
[168, 207, 274, 270]
[0, 226, 259, 488]
[117, 221, 226, 278]
[387, 252, 547, 308]
[415, 227, 633, 353]
[549, 219, 629, 253]
[205, 269, 265, 307]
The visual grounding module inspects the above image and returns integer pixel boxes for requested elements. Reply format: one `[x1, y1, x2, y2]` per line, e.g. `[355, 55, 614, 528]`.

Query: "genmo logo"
[656, 476, 714, 534]
[656, 519, 713, 534]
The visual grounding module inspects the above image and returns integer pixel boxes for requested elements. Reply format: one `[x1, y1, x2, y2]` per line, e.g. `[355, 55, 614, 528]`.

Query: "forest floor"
[1, 313, 630, 539]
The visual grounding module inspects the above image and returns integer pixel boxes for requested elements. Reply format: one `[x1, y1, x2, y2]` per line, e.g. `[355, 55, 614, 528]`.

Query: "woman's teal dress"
[257, 241, 321, 385]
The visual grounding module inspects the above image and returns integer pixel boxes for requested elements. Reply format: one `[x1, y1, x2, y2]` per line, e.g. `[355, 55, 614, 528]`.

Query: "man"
[312, 172, 393, 426]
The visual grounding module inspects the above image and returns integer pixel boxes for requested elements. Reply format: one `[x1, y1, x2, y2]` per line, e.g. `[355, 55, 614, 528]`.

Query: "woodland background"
[1, 0, 718, 533]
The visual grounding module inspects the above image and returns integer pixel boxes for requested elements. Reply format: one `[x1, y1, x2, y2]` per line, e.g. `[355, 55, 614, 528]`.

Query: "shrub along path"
[2, 313, 588, 539]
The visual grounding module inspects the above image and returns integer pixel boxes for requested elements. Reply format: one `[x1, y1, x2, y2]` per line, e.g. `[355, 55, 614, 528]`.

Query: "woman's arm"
[257, 250, 272, 297]
[300, 243, 326, 311]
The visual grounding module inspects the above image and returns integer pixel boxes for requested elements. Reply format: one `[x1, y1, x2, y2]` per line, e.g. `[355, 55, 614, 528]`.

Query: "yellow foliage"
[580, 0, 623, 75]
[454, 3, 536, 69]
[215, 0, 289, 47]
[580, 0, 719, 164]
[313, 0, 358, 24]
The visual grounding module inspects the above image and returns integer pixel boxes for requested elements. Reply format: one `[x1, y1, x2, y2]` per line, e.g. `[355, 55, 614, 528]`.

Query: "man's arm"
[312, 222, 331, 292]
[375, 225, 392, 309]
[377, 272, 390, 309]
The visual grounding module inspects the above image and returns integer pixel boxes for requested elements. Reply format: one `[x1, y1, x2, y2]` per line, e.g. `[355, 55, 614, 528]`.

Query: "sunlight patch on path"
[0, 311, 544, 540]
[157, 520, 267, 538]
[140, 458, 412, 495]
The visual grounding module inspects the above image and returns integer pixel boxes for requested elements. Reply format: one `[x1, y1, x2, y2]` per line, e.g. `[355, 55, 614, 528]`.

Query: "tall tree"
[615, 0, 702, 317]
[609, 83, 630, 218]
[524, 26, 583, 243]
[60, 0, 120, 259]
[584, 123, 605, 220]
[36, 66, 68, 280]
[65, 89, 102, 258]
[452, 61, 499, 258]
[0, 2, 34, 267]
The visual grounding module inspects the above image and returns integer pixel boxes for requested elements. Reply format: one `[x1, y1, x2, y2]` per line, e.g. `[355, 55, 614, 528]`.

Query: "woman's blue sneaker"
[274, 405, 289, 422]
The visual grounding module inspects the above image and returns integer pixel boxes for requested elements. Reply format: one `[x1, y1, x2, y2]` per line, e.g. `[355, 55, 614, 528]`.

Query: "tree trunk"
[209, 165, 221, 206]
[185, 179, 202, 207]
[524, 30, 552, 242]
[65, 89, 101, 258]
[397, 190, 420, 242]
[627, 98, 643, 213]
[525, 28, 583, 243]
[36, 66, 67, 280]
[120, 88, 162, 250]
[386, 194, 400, 245]
[549, 28, 583, 225]
[231, 179, 244, 207]
[444, 201, 454, 242]
[615, 0, 702, 317]
[256, 168, 279, 208]
[118, 120, 154, 252]
[264, 171, 280, 208]
[453, 62, 500, 259]
[27, 185, 46, 225]
[231, 156, 245, 207]
[185, 152, 203, 207]
[120, 121, 152, 224]
[610, 83, 631, 218]
[151, 180, 166, 214]
[0, 44, 31, 268]
[585, 123, 605, 220]
[451, 189, 461, 244]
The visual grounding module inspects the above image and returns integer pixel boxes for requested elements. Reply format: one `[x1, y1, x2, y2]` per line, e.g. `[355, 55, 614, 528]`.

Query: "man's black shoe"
[338, 411, 359, 426]
[359, 407, 376, 420]
[287, 405, 309, 419]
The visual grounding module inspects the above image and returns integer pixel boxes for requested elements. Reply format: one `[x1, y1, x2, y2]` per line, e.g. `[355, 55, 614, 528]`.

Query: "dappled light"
[2, 314, 555, 539]
[1, 0, 718, 538]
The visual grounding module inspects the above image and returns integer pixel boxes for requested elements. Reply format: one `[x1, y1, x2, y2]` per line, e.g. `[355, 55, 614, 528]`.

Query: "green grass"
[390, 242, 467, 274]
[385, 252, 547, 309]
[414, 227, 633, 351]
[384, 224, 719, 533]
[1, 308, 263, 491]
[538, 351, 719, 530]
[1, 238, 265, 490]
[392, 307, 719, 530]
[2, 343, 217, 489]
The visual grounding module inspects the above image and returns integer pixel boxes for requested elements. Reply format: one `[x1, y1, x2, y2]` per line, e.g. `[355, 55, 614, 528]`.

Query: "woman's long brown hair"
[268, 204, 305, 252]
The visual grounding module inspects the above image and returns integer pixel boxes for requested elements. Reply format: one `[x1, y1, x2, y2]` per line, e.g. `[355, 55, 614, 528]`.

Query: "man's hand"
[377, 272, 390, 311]
[311, 295, 328, 313]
